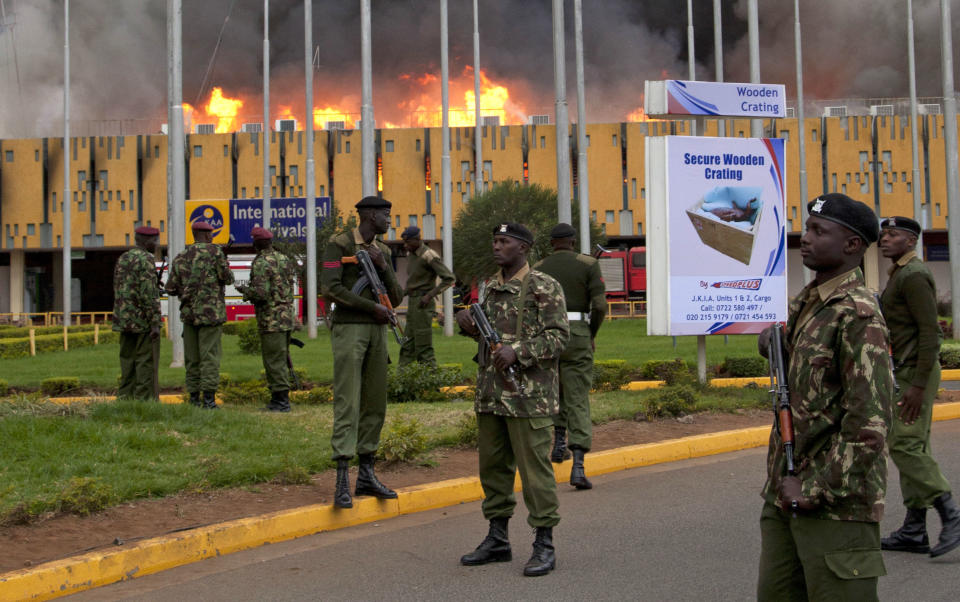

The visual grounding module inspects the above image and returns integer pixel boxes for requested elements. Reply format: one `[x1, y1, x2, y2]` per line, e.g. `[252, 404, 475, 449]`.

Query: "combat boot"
[550, 426, 571, 463]
[334, 458, 352, 509]
[188, 392, 202, 407]
[460, 517, 511, 565]
[569, 448, 593, 490]
[930, 492, 960, 557]
[523, 527, 555, 576]
[881, 507, 929, 553]
[269, 390, 291, 413]
[354, 454, 397, 499]
[201, 391, 219, 410]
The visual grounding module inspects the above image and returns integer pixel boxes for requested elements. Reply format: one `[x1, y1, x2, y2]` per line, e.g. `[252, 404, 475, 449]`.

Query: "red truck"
[597, 246, 646, 300]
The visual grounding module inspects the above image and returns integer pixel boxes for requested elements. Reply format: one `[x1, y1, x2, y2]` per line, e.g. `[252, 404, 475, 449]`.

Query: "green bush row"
[0, 323, 101, 340]
[942, 343, 960, 370]
[0, 329, 119, 359]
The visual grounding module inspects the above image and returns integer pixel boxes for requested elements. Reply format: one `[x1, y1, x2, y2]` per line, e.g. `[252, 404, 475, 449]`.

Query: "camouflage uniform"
[321, 228, 403, 460]
[165, 243, 234, 395]
[470, 264, 569, 528]
[758, 268, 893, 600]
[112, 246, 162, 400]
[399, 242, 455, 367]
[241, 248, 298, 393]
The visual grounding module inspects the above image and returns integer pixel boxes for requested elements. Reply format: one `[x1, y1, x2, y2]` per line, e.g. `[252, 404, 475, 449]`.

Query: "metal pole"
[62, 0, 71, 327]
[748, 0, 763, 139]
[473, 0, 483, 197]
[713, 0, 725, 137]
[552, 0, 571, 223]
[795, 0, 811, 282]
[441, 0, 453, 336]
[940, 0, 960, 340]
[907, 0, 923, 248]
[687, 0, 695, 81]
[167, 0, 185, 366]
[262, 0, 271, 227]
[360, 0, 375, 197]
[574, 0, 589, 254]
[304, 0, 317, 338]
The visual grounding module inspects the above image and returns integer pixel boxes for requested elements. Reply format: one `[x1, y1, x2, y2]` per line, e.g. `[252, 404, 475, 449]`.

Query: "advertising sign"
[645, 136, 787, 335]
[185, 197, 331, 245]
[644, 80, 786, 118]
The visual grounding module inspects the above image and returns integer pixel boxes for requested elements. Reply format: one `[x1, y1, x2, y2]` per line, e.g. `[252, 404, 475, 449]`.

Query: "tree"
[451, 179, 606, 284]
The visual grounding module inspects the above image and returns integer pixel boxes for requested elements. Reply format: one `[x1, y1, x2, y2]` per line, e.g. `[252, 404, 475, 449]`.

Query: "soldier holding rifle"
[756, 194, 893, 600]
[456, 222, 569, 577]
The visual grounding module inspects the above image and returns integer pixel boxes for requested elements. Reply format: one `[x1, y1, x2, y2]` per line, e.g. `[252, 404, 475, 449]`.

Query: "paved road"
[71, 421, 960, 601]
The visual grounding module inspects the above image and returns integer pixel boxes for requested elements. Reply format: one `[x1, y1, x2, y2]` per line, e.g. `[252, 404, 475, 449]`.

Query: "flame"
[313, 107, 355, 130]
[626, 94, 662, 123]
[205, 87, 244, 133]
[400, 67, 527, 128]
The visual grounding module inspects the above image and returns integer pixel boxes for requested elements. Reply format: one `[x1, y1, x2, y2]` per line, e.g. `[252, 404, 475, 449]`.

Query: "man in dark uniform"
[456, 222, 569, 577]
[165, 220, 234, 409]
[757, 194, 894, 600]
[321, 196, 404, 509]
[399, 225, 455, 367]
[236, 226, 298, 412]
[534, 222, 607, 489]
[878, 216, 960, 558]
[113, 225, 162, 401]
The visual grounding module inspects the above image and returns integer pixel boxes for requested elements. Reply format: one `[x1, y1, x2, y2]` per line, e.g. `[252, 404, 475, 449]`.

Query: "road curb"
[4, 402, 960, 601]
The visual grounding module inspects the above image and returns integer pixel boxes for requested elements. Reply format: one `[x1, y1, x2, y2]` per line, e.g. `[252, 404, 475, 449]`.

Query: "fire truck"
[596, 246, 647, 300]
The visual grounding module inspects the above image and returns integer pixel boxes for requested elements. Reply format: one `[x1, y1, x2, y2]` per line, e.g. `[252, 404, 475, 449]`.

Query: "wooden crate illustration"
[685, 186, 764, 265]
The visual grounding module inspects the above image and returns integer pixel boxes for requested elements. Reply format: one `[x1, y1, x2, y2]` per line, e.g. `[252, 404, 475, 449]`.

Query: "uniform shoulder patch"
[332, 232, 352, 247]
[575, 254, 597, 267]
[421, 247, 440, 262]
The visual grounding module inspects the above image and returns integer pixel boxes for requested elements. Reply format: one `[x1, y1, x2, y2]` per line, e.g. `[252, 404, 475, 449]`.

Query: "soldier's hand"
[778, 476, 816, 512]
[367, 246, 387, 270]
[419, 294, 433, 308]
[456, 309, 477, 335]
[150, 325, 161, 341]
[492, 344, 518, 371]
[898, 385, 925, 424]
[372, 303, 392, 324]
[757, 326, 773, 359]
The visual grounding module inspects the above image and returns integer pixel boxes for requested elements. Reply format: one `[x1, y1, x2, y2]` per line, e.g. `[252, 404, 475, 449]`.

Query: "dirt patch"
[3, 391, 959, 574]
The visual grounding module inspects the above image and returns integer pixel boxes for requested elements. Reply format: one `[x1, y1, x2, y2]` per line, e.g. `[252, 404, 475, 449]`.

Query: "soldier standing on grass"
[757, 194, 893, 600]
[534, 223, 606, 489]
[165, 220, 234, 410]
[399, 225, 455, 367]
[456, 222, 569, 577]
[878, 216, 960, 558]
[113, 225, 162, 401]
[236, 226, 298, 413]
[321, 196, 404, 509]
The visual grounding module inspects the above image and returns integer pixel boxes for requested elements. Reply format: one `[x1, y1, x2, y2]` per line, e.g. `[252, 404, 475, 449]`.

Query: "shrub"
[0, 329, 119, 359]
[642, 385, 697, 420]
[0, 323, 99, 340]
[290, 385, 333, 405]
[219, 380, 270, 406]
[55, 477, 116, 517]
[452, 412, 479, 447]
[378, 417, 428, 463]
[640, 358, 695, 386]
[41, 377, 82, 396]
[0, 378, 8, 396]
[221, 321, 243, 336]
[941, 344, 960, 370]
[592, 359, 632, 392]
[237, 318, 261, 355]
[719, 356, 768, 378]
[260, 367, 309, 390]
[387, 363, 462, 403]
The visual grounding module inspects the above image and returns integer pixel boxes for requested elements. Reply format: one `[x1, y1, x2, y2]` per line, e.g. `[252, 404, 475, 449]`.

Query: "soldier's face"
[403, 236, 420, 253]
[879, 228, 916, 260]
[373, 208, 390, 234]
[493, 234, 525, 267]
[140, 235, 158, 253]
[800, 216, 858, 272]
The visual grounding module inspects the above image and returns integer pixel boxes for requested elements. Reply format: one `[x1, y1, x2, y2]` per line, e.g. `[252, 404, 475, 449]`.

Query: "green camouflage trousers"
[331, 322, 388, 460]
[889, 363, 951, 509]
[553, 332, 593, 451]
[118, 331, 156, 401]
[758, 502, 884, 601]
[478, 413, 560, 528]
[399, 294, 436, 367]
[260, 331, 292, 392]
[183, 323, 223, 393]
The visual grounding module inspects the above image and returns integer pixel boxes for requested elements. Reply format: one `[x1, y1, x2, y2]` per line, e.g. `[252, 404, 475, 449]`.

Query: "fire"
[313, 107, 356, 130]
[205, 87, 244, 133]
[626, 95, 661, 123]
[399, 67, 528, 128]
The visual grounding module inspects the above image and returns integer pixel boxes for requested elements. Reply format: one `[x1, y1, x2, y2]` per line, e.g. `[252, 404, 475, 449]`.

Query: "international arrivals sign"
[185, 197, 331, 245]
[644, 80, 787, 119]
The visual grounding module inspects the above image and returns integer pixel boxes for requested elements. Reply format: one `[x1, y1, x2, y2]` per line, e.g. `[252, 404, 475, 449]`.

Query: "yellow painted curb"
[943, 369, 960, 381]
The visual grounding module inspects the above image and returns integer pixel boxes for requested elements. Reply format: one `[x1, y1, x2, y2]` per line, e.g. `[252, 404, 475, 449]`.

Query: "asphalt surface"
[70, 421, 960, 602]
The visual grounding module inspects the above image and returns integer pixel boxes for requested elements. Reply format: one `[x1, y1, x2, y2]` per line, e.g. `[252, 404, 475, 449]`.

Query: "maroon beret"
[135, 226, 160, 236]
[250, 226, 273, 240]
[191, 220, 214, 231]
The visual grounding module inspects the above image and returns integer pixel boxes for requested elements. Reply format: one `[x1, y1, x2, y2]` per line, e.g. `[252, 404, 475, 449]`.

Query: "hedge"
[0, 323, 101, 340]
[0, 329, 119, 359]
[942, 343, 960, 370]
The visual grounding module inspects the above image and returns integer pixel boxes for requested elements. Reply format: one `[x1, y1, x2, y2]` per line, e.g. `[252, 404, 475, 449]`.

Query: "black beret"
[550, 222, 576, 239]
[492, 222, 534, 245]
[355, 195, 391, 210]
[807, 193, 879, 244]
[880, 216, 921, 236]
[401, 225, 421, 239]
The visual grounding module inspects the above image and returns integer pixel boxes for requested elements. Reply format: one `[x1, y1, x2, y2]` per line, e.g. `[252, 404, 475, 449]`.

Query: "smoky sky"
[1, 0, 959, 137]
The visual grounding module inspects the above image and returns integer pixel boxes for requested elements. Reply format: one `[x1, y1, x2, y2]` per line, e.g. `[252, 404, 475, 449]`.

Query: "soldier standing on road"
[534, 223, 606, 489]
[113, 225, 162, 401]
[456, 222, 569, 577]
[878, 216, 960, 558]
[236, 226, 298, 413]
[399, 225, 455, 367]
[321, 196, 404, 509]
[165, 220, 234, 409]
[757, 194, 893, 600]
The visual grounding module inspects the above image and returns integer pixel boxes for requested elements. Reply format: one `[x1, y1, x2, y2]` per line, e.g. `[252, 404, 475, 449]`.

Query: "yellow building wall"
[141, 134, 169, 244]
[1, 138, 45, 249]
[588, 123, 628, 237]
[923, 115, 949, 230]
[329, 129, 363, 218]
[380, 127, 427, 237]
[188, 133, 233, 201]
[527, 123, 560, 190]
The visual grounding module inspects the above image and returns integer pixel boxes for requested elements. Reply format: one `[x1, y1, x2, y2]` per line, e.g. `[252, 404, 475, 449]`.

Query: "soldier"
[113, 225, 162, 401]
[165, 220, 234, 409]
[236, 226, 298, 412]
[321, 196, 404, 509]
[757, 194, 893, 600]
[534, 222, 607, 489]
[456, 222, 569, 577]
[398, 225, 455, 367]
[878, 216, 960, 558]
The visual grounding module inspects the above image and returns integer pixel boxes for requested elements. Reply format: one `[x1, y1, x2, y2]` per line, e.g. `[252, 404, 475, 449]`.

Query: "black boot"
[354, 454, 397, 499]
[550, 427, 571, 463]
[930, 492, 960, 557]
[269, 390, 291, 413]
[188, 392, 202, 407]
[523, 527, 556, 576]
[202, 391, 219, 410]
[569, 448, 593, 490]
[334, 458, 352, 509]
[460, 517, 512, 565]
[881, 507, 929, 553]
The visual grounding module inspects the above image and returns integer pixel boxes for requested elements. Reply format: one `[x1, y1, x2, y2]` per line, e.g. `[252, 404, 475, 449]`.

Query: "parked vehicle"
[596, 246, 646, 300]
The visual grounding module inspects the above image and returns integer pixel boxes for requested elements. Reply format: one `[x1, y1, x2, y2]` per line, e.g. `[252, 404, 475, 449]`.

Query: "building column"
[9, 249, 24, 316]
[52, 252, 64, 312]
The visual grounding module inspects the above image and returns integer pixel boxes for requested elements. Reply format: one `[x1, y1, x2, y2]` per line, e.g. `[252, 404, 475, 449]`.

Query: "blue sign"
[229, 197, 331, 244]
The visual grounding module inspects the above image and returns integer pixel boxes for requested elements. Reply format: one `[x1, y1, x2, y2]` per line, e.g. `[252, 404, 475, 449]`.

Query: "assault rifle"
[343, 249, 404, 344]
[469, 303, 525, 395]
[767, 323, 797, 511]
[156, 254, 167, 289]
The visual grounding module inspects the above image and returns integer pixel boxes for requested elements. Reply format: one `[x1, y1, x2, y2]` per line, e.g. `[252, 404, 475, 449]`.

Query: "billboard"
[185, 197, 331, 245]
[644, 80, 787, 119]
